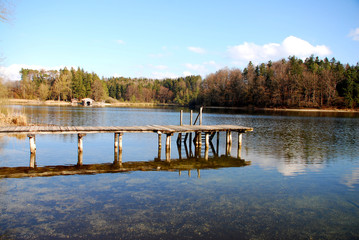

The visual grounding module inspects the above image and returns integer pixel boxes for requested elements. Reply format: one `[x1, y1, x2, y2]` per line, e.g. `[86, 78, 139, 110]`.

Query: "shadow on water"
[0, 140, 250, 178]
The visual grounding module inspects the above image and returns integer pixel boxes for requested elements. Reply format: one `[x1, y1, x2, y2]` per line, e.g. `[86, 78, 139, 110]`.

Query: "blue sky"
[1, 0, 358, 81]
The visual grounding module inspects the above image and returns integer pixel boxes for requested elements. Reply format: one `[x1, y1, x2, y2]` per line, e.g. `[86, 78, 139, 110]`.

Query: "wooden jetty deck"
[0, 124, 253, 168]
[0, 124, 253, 135]
[0, 108, 253, 168]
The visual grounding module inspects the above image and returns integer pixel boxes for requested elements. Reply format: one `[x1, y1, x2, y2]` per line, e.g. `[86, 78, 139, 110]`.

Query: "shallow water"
[0, 105, 359, 239]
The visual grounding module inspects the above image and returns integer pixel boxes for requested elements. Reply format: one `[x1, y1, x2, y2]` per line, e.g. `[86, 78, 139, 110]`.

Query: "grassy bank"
[4, 98, 359, 113]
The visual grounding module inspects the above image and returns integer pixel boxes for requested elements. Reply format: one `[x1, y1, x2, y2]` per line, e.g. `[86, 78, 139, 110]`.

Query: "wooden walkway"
[0, 124, 253, 135]
[0, 124, 253, 168]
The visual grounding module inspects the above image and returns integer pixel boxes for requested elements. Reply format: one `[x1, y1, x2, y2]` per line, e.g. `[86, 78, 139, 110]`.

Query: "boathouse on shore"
[81, 98, 94, 106]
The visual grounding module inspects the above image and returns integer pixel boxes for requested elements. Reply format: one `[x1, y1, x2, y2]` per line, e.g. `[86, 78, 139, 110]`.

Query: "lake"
[1, 105, 359, 239]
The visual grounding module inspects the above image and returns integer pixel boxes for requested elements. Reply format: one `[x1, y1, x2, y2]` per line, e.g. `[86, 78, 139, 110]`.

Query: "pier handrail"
[192, 106, 203, 125]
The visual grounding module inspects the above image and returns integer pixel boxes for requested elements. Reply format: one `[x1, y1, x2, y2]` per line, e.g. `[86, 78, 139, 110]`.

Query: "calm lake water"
[1, 105, 359, 239]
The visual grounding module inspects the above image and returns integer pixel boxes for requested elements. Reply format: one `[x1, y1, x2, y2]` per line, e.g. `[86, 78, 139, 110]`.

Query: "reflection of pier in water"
[0, 141, 250, 178]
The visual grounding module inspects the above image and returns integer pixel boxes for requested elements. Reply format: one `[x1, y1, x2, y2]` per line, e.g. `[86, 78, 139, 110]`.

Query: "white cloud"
[182, 71, 192, 77]
[150, 71, 178, 79]
[0, 64, 74, 81]
[149, 64, 168, 70]
[184, 60, 222, 77]
[116, 39, 125, 45]
[341, 167, 359, 189]
[188, 46, 206, 54]
[349, 28, 359, 41]
[227, 36, 332, 66]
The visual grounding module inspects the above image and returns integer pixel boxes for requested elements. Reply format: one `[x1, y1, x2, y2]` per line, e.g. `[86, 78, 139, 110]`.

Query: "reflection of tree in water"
[0, 136, 6, 154]
[248, 116, 359, 167]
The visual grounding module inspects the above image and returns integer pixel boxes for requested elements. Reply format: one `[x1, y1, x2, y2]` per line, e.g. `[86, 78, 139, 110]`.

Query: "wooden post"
[158, 132, 162, 148]
[166, 133, 171, 149]
[28, 134, 36, 154]
[118, 149, 123, 167]
[157, 132, 162, 160]
[189, 132, 193, 157]
[226, 131, 232, 156]
[118, 133, 123, 152]
[204, 145, 209, 160]
[114, 133, 119, 150]
[216, 132, 220, 156]
[29, 152, 36, 168]
[78, 134, 85, 152]
[204, 132, 209, 160]
[199, 107, 203, 125]
[237, 132, 242, 159]
[190, 110, 193, 125]
[197, 169, 200, 179]
[205, 132, 210, 149]
[77, 151, 83, 166]
[166, 133, 172, 161]
[180, 110, 183, 126]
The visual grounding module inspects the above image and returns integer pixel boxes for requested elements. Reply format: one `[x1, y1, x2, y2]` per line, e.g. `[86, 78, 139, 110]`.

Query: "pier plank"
[0, 124, 253, 135]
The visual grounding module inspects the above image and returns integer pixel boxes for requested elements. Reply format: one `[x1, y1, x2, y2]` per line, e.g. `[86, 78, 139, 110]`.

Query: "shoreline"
[4, 98, 359, 113]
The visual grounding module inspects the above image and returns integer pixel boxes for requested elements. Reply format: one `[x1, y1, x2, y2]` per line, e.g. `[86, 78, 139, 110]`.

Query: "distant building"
[81, 98, 94, 106]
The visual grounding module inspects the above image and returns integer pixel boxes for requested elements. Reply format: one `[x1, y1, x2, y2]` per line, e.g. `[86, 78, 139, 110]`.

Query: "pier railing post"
[180, 110, 183, 126]
[177, 110, 183, 146]
[190, 110, 193, 125]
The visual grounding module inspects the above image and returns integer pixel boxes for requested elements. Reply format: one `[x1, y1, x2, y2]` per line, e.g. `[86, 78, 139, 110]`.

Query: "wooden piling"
[226, 131, 232, 156]
[204, 145, 209, 160]
[114, 133, 119, 149]
[205, 132, 210, 148]
[237, 132, 242, 158]
[166, 133, 172, 161]
[28, 134, 36, 154]
[78, 151, 83, 166]
[118, 133, 123, 152]
[216, 132, 220, 155]
[30, 152, 36, 168]
[199, 107, 203, 125]
[158, 133, 162, 148]
[78, 134, 84, 152]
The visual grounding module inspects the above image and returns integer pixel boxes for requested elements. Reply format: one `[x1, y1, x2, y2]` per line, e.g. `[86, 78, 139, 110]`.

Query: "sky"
[0, 0, 358, 81]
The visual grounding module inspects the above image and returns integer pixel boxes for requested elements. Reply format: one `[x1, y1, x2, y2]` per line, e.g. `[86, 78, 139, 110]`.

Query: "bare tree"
[0, 0, 13, 23]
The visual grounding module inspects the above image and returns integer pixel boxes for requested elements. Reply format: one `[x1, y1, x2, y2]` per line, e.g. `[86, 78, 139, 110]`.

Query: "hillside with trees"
[5, 55, 359, 109]
[200, 56, 359, 108]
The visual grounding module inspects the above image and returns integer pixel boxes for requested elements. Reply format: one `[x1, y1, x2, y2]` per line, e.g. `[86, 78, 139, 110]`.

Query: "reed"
[0, 99, 27, 126]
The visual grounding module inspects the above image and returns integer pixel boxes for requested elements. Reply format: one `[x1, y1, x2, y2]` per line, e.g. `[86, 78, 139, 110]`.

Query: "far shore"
[4, 98, 359, 113]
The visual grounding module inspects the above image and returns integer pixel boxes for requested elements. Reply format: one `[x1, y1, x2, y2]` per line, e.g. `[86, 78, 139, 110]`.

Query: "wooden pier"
[0, 109, 253, 167]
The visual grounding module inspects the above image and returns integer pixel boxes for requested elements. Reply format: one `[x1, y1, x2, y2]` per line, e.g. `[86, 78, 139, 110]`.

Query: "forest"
[2, 55, 359, 109]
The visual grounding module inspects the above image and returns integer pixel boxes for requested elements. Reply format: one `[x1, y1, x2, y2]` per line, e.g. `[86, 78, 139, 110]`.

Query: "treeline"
[5, 55, 359, 108]
[200, 56, 359, 108]
[8, 67, 202, 105]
